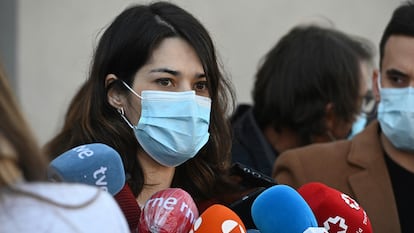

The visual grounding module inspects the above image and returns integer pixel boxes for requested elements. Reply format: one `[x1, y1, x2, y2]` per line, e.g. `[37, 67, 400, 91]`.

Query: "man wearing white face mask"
[377, 74, 414, 152]
[272, 2, 414, 233]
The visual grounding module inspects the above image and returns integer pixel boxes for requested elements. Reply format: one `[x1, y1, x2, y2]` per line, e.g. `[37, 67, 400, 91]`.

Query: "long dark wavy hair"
[44, 1, 236, 201]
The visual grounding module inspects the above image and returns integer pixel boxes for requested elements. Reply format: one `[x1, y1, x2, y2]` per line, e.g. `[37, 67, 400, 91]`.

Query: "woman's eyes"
[194, 81, 208, 91]
[156, 78, 173, 87]
[154, 78, 208, 92]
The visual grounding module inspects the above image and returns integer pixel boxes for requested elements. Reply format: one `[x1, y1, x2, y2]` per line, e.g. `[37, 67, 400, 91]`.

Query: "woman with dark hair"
[0, 61, 129, 232]
[44, 1, 241, 213]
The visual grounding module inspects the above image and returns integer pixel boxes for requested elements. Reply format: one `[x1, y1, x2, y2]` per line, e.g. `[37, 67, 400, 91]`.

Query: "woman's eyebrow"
[150, 67, 206, 79]
[149, 68, 179, 76]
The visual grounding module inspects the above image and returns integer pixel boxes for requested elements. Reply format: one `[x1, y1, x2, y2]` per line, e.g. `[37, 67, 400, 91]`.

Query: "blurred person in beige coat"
[273, 1, 414, 233]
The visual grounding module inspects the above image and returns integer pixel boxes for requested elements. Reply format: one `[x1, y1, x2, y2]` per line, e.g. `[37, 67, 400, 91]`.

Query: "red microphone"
[114, 183, 140, 231]
[298, 182, 372, 233]
[190, 204, 246, 233]
[139, 188, 198, 233]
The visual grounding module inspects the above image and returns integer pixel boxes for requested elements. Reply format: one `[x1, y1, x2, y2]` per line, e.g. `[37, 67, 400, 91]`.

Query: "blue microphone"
[247, 229, 261, 233]
[47, 143, 126, 195]
[251, 184, 324, 233]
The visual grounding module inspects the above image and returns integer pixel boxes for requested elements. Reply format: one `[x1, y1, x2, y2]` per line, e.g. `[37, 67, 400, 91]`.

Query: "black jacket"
[230, 104, 278, 176]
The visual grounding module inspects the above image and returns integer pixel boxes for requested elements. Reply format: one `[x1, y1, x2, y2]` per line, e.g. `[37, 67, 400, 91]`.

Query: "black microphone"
[230, 162, 277, 188]
[229, 162, 277, 229]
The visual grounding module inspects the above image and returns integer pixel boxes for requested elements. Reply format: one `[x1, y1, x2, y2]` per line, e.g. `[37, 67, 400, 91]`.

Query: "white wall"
[17, 0, 402, 144]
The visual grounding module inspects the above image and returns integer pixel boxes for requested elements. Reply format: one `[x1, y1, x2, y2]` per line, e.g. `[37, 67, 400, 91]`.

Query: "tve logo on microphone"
[73, 144, 95, 159]
[48, 143, 126, 195]
[72, 145, 109, 190]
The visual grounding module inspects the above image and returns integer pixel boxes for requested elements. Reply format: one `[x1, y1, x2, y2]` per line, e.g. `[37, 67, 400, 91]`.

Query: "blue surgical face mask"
[377, 75, 414, 152]
[348, 90, 376, 139]
[347, 113, 368, 139]
[120, 82, 211, 167]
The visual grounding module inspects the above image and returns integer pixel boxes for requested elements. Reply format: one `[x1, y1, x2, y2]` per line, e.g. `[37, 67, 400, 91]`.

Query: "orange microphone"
[190, 204, 247, 233]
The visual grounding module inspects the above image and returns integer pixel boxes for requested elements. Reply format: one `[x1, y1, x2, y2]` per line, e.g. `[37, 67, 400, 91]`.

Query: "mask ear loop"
[117, 107, 135, 129]
[118, 81, 143, 129]
[121, 81, 143, 99]
[377, 73, 382, 91]
[361, 93, 373, 115]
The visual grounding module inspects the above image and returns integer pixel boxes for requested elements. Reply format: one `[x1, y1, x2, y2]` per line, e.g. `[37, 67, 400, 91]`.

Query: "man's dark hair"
[379, 1, 414, 67]
[252, 25, 362, 145]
